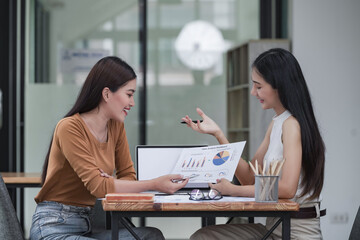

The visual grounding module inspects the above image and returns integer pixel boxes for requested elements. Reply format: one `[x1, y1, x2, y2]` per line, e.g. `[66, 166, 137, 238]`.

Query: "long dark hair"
[252, 48, 325, 200]
[41, 56, 137, 184]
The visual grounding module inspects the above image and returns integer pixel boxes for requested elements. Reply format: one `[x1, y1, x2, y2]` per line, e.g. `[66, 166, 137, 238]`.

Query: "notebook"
[136, 145, 208, 193]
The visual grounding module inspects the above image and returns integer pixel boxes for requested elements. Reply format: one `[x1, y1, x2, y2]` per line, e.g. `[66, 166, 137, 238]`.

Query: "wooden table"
[1, 172, 42, 188]
[1, 172, 41, 230]
[103, 198, 299, 240]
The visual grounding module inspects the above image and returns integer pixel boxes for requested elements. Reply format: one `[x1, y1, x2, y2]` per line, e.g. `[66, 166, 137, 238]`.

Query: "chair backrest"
[90, 198, 108, 232]
[0, 173, 24, 240]
[349, 206, 360, 240]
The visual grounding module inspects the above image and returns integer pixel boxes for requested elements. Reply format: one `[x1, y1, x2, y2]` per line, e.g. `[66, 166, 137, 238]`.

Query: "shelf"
[227, 84, 249, 92]
[228, 128, 250, 132]
[227, 89, 248, 129]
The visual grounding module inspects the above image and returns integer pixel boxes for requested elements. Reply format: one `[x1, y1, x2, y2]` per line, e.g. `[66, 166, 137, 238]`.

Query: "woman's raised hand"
[181, 108, 222, 137]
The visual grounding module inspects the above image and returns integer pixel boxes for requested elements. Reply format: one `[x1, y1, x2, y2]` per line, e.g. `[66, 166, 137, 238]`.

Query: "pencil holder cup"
[255, 175, 279, 202]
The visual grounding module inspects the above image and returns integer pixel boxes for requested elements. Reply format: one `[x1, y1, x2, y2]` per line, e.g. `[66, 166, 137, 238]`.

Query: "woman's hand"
[153, 174, 189, 194]
[209, 178, 235, 196]
[182, 108, 222, 136]
[99, 168, 113, 178]
[182, 108, 229, 144]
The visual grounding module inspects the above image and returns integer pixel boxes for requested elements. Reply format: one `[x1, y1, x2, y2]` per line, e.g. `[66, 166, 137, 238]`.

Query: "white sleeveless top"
[263, 110, 319, 204]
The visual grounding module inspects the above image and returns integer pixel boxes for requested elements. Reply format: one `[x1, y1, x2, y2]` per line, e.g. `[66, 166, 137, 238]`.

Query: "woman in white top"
[182, 48, 325, 239]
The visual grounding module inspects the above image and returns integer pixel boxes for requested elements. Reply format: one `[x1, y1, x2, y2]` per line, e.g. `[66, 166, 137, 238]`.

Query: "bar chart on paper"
[181, 157, 206, 169]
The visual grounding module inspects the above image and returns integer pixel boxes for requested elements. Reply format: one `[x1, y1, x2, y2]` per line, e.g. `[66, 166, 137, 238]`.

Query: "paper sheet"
[171, 141, 246, 183]
[154, 194, 254, 203]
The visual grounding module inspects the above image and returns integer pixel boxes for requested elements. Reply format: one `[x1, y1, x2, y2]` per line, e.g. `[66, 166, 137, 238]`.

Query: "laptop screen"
[136, 145, 208, 190]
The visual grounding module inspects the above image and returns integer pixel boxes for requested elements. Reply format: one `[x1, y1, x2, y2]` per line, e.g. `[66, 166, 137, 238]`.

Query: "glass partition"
[146, 0, 259, 238]
[24, 0, 140, 237]
[147, 0, 259, 146]
[24, 0, 259, 238]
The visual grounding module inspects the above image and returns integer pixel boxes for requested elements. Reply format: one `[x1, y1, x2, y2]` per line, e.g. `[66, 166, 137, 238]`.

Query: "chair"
[90, 199, 110, 232]
[0, 173, 24, 240]
[349, 206, 360, 240]
[90, 198, 134, 233]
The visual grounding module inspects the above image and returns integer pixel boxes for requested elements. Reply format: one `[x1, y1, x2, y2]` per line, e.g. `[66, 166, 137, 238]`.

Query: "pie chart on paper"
[213, 151, 230, 166]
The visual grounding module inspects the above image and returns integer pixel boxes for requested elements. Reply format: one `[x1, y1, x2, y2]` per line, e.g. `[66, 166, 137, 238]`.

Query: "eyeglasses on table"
[188, 189, 222, 201]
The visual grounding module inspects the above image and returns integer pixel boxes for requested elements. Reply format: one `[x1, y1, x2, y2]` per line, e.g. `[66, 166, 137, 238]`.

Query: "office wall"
[291, 0, 360, 239]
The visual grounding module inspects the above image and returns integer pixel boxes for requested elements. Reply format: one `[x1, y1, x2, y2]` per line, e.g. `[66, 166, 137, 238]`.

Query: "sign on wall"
[61, 49, 110, 73]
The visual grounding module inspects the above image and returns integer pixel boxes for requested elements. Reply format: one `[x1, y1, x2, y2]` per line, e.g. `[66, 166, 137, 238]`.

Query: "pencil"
[271, 161, 278, 176]
[262, 159, 267, 176]
[275, 158, 285, 175]
[249, 161, 257, 175]
[255, 159, 259, 175]
[268, 161, 274, 175]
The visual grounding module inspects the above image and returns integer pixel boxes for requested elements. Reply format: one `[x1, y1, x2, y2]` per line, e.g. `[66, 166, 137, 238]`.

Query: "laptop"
[136, 145, 208, 193]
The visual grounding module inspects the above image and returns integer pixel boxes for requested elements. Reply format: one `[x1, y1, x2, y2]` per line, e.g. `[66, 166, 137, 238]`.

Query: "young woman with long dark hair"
[182, 48, 325, 239]
[30, 56, 188, 240]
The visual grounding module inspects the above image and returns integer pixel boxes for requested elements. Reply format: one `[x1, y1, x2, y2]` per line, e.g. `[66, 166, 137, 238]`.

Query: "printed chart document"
[171, 141, 246, 183]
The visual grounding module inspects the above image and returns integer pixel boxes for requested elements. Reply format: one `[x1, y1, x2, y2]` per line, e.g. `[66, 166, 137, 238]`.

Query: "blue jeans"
[30, 201, 164, 240]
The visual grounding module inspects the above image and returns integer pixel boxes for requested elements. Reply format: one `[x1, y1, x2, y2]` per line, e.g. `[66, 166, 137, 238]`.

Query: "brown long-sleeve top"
[35, 113, 136, 207]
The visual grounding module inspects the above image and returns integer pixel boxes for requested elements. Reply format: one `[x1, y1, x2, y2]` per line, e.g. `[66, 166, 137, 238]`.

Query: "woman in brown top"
[30, 56, 188, 240]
